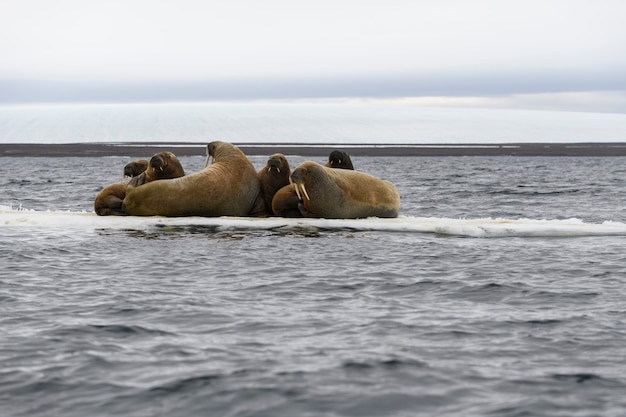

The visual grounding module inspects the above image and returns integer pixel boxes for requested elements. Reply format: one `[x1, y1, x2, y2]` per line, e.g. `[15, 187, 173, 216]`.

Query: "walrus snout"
[267, 156, 283, 172]
[290, 168, 304, 183]
[150, 155, 166, 171]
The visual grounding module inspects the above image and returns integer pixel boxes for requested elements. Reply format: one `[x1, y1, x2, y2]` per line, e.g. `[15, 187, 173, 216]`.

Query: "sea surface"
[2, 102, 626, 416]
[2, 151, 626, 417]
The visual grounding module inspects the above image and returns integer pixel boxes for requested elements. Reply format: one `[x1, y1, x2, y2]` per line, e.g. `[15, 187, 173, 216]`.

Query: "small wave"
[148, 374, 221, 394]
[551, 373, 614, 385]
[342, 358, 427, 370]
[46, 324, 175, 339]
[489, 188, 581, 196]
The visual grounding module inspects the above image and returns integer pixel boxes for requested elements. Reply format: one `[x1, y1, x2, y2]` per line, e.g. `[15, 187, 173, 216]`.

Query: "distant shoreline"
[2, 142, 626, 157]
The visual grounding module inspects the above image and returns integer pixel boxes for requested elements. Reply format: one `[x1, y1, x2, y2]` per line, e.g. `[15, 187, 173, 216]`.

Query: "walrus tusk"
[295, 183, 311, 201]
[293, 183, 302, 201]
[300, 184, 310, 201]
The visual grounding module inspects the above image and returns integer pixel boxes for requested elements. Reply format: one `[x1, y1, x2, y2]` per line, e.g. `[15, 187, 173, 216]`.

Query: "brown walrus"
[324, 150, 354, 170]
[123, 159, 149, 177]
[122, 141, 261, 217]
[258, 153, 291, 216]
[128, 151, 185, 186]
[288, 161, 400, 218]
[272, 150, 356, 217]
[94, 151, 185, 216]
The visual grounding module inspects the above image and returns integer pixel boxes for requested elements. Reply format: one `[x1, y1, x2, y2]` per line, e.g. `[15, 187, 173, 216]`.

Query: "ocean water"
[2, 150, 626, 416]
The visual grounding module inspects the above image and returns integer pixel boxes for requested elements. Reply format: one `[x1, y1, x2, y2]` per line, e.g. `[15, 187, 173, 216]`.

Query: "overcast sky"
[1, 0, 625, 111]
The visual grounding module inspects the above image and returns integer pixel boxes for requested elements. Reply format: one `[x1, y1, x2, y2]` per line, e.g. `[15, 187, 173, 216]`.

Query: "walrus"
[288, 161, 400, 218]
[122, 141, 261, 217]
[94, 151, 185, 216]
[123, 159, 149, 177]
[325, 150, 354, 170]
[271, 151, 355, 217]
[128, 151, 185, 186]
[258, 153, 291, 215]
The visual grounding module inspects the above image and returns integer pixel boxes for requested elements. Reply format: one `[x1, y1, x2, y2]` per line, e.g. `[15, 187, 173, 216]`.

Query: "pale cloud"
[377, 92, 626, 114]
[0, 0, 625, 110]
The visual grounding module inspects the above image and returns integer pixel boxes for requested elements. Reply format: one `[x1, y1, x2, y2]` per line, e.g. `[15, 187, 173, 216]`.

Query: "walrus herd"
[94, 141, 400, 219]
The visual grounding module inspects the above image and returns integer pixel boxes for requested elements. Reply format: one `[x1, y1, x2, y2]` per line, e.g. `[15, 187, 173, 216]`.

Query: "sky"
[1, 0, 625, 112]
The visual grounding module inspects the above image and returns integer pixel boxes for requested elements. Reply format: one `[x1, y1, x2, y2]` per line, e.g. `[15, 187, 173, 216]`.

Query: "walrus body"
[94, 151, 185, 216]
[122, 141, 261, 217]
[271, 184, 303, 217]
[324, 150, 354, 170]
[94, 180, 130, 216]
[289, 161, 400, 219]
[258, 153, 291, 215]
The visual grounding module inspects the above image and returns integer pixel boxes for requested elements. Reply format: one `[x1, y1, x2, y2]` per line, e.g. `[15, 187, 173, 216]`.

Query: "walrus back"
[327, 168, 400, 217]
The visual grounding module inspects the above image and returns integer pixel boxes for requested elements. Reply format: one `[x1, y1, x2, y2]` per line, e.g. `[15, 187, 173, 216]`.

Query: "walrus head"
[266, 153, 290, 174]
[289, 166, 311, 202]
[150, 153, 167, 172]
[128, 151, 185, 186]
[326, 150, 354, 170]
[204, 143, 214, 167]
[204, 141, 236, 167]
[123, 159, 149, 177]
[148, 151, 185, 179]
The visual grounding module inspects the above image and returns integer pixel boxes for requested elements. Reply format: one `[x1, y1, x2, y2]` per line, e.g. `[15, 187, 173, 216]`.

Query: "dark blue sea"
[2, 151, 626, 416]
